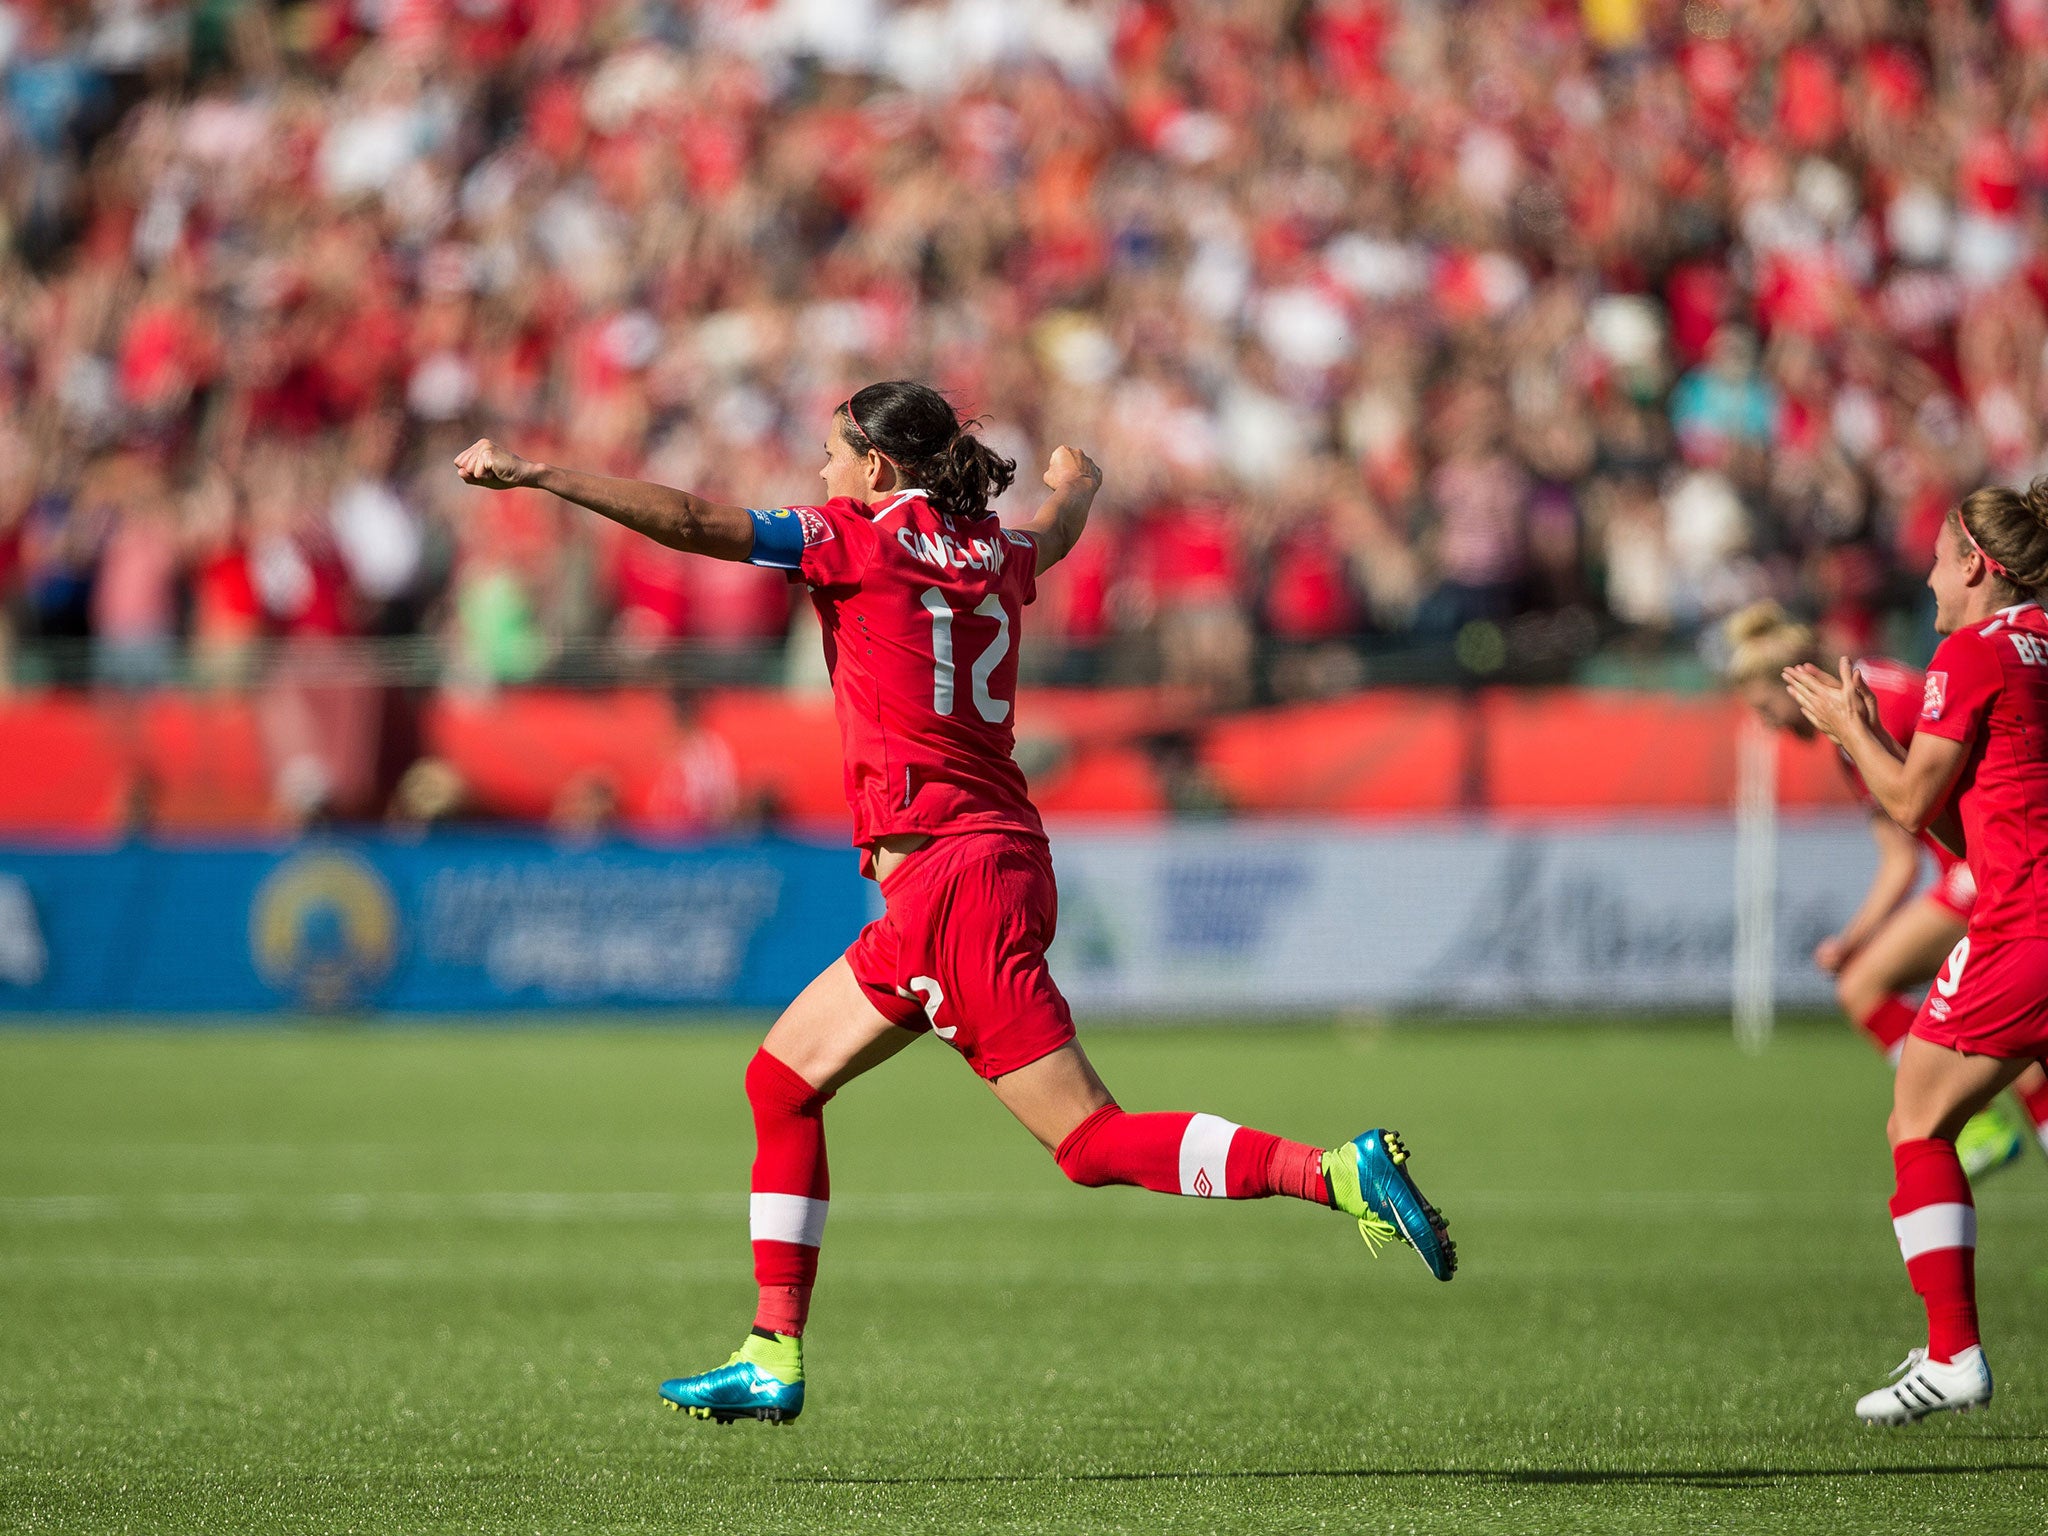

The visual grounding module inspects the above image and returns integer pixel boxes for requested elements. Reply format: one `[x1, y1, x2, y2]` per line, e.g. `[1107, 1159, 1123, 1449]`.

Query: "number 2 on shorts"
[908, 974, 954, 1039]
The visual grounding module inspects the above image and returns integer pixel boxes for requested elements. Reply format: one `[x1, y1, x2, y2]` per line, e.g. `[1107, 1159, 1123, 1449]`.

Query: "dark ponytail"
[839, 380, 1016, 521]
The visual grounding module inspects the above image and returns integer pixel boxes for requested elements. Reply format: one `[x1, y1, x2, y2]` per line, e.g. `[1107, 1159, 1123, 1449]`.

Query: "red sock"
[1231, 1126, 1332, 1202]
[2016, 1066, 2048, 1152]
[1054, 1106, 1328, 1203]
[1857, 996, 1917, 1060]
[746, 1049, 831, 1338]
[1889, 1138, 1978, 1363]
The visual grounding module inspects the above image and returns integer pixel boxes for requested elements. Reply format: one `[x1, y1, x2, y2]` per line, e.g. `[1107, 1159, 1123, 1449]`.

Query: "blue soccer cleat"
[1323, 1129, 1457, 1281]
[658, 1332, 804, 1425]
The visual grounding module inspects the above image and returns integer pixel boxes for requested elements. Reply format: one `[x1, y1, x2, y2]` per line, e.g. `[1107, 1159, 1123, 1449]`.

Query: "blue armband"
[747, 508, 805, 571]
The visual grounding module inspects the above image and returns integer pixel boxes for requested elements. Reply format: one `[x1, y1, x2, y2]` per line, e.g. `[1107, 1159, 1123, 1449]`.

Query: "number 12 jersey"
[753, 489, 1047, 859]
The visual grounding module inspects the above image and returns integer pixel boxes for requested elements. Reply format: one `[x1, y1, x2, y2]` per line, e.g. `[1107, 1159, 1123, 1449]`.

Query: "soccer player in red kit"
[1786, 476, 2048, 1424]
[1724, 603, 2045, 1175]
[455, 381, 1455, 1425]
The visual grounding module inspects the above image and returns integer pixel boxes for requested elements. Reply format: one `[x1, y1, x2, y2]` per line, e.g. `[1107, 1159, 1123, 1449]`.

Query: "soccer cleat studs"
[1324, 1129, 1457, 1280]
[658, 1334, 806, 1424]
[664, 1395, 787, 1425]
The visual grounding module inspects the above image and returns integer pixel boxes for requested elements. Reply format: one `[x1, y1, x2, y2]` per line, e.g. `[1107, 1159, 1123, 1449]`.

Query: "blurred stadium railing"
[0, 672, 1865, 835]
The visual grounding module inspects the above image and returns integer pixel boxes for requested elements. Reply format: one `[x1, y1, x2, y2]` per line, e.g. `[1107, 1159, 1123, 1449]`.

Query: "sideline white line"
[3, 1188, 2043, 1225]
[0, 1253, 1899, 1284]
[5, 1142, 409, 1165]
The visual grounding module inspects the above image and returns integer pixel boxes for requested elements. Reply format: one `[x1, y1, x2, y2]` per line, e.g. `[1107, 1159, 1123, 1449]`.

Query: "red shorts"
[845, 831, 1076, 1081]
[1912, 932, 2048, 1058]
[1925, 861, 1978, 923]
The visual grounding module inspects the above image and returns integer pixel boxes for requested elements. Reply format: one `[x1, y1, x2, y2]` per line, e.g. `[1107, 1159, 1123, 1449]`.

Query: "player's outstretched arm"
[1025, 446, 1103, 576]
[453, 439, 754, 560]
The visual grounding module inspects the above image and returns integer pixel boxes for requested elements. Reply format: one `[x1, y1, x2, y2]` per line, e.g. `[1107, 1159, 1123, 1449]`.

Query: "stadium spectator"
[388, 755, 472, 834]
[550, 767, 622, 844]
[639, 685, 741, 836]
[0, 0, 2044, 717]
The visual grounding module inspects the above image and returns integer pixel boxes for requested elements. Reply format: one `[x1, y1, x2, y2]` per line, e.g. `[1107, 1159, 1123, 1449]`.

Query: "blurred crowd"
[4, 0, 2048, 718]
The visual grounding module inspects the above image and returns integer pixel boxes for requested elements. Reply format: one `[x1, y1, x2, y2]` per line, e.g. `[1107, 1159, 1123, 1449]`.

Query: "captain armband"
[746, 508, 806, 571]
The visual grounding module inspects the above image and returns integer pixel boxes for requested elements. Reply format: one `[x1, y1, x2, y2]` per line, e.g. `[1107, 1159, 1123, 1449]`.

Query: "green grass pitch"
[3, 1018, 2046, 1534]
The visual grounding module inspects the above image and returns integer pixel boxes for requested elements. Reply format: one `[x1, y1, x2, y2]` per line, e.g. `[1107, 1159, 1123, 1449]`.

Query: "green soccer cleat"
[1323, 1129, 1457, 1281]
[658, 1331, 804, 1425]
[1956, 1104, 2025, 1183]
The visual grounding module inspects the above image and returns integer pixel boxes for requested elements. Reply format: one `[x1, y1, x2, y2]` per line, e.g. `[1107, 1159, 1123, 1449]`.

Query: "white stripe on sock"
[750, 1192, 828, 1247]
[1178, 1114, 1239, 1198]
[1893, 1201, 1976, 1262]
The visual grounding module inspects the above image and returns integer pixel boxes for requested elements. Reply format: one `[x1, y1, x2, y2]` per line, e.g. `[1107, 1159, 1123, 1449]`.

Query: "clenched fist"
[1044, 445, 1102, 494]
[454, 439, 538, 490]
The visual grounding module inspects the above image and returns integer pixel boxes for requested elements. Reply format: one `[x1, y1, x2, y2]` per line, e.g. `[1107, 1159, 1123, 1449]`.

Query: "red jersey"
[1914, 603, 2048, 939]
[1851, 657, 1964, 874]
[777, 489, 1046, 856]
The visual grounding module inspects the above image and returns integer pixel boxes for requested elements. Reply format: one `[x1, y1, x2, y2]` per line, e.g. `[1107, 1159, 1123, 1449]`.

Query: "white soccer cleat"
[1854, 1346, 1992, 1425]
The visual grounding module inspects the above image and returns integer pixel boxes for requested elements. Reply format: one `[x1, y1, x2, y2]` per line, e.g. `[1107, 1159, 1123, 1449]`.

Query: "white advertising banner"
[1045, 817, 1882, 1014]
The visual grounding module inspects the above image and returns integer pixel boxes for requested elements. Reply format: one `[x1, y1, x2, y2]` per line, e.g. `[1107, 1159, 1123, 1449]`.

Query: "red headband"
[842, 399, 898, 471]
[1960, 514, 2016, 582]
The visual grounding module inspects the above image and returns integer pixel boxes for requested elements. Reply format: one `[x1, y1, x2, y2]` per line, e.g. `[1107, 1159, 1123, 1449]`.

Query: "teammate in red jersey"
[1724, 603, 2045, 1176]
[455, 381, 1455, 1425]
[1786, 476, 2048, 1423]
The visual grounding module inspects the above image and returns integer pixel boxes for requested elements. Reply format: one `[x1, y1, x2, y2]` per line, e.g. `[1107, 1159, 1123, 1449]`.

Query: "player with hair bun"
[1786, 476, 2048, 1424]
[456, 380, 1456, 1427]
[1724, 602, 2044, 1178]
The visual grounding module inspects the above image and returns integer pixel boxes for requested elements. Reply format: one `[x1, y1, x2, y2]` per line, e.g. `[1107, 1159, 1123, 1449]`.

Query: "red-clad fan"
[454, 380, 1455, 1428]
[1724, 605, 2046, 1179]
[1786, 475, 2048, 1425]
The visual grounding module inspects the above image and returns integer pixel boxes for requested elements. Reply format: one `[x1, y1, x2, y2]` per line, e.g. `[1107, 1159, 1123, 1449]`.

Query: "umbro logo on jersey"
[1923, 672, 1947, 720]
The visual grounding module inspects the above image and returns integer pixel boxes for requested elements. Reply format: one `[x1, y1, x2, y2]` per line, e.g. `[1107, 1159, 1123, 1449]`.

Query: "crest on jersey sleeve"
[796, 508, 836, 547]
[1923, 671, 1947, 720]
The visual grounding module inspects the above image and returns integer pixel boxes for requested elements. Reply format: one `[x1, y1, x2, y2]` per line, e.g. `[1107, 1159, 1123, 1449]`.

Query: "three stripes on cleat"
[1870, 1377, 1967, 1424]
